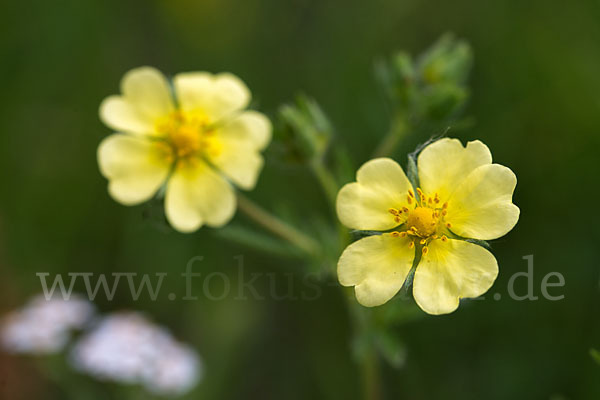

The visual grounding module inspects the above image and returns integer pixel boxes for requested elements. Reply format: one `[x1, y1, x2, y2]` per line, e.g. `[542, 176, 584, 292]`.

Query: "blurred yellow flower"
[336, 138, 519, 314]
[98, 67, 271, 233]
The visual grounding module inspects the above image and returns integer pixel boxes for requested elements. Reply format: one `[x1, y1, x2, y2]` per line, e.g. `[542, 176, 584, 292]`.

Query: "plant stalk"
[237, 193, 319, 256]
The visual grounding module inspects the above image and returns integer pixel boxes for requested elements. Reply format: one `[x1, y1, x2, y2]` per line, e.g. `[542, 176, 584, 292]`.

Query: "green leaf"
[275, 94, 333, 164]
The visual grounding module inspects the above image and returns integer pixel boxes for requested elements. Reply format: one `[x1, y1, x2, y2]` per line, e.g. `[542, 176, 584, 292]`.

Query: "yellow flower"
[336, 138, 519, 315]
[97, 67, 271, 233]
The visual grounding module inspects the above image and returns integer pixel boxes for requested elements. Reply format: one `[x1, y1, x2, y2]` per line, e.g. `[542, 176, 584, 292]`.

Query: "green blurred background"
[1, 0, 599, 399]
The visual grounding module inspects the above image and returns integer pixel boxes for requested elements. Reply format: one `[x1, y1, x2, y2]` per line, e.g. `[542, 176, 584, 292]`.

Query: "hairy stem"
[237, 193, 320, 256]
[310, 160, 339, 209]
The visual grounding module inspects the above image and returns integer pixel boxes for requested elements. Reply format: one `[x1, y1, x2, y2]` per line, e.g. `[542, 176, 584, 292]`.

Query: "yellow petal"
[219, 111, 272, 151]
[207, 112, 271, 190]
[100, 67, 174, 135]
[173, 72, 250, 121]
[445, 164, 519, 240]
[338, 234, 415, 307]
[336, 158, 413, 231]
[97, 135, 171, 205]
[209, 143, 264, 190]
[413, 239, 498, 315]
[417, 138, 492, 202]
[165, 160, 236, 233]
[99, 96, 154, 135]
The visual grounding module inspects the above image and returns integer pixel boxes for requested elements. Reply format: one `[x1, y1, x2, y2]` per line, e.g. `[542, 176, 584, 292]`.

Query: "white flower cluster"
[1, 295, 94, 354]
[70, 312, 201, 396]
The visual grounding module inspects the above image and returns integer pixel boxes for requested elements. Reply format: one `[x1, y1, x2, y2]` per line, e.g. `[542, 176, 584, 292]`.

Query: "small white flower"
[1, 295, 94, 354]
[143, 342, 201, 395]
[70, 312, 202, 395]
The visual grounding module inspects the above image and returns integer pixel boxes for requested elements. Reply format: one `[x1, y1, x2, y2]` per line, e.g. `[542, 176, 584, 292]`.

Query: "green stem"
[371, 116, 409, 158]
[362, 345, 382, 400]
[310, 160, 339, 209]
[237, 193, 320, 256]
[345, 294, 382, 400]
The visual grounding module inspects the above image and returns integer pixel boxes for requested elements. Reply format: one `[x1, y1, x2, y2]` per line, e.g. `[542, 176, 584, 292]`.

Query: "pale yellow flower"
[98, 67, 271, 232]
[336, 138, 519, 315]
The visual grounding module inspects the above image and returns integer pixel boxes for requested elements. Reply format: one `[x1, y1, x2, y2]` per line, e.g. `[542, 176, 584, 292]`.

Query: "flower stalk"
[237, 193, 320, 256]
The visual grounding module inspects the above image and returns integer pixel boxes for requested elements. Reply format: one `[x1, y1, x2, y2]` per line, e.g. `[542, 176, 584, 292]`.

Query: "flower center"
[406, 207, 437, 237]
[155, 111, 220, 159]
[388, 188, 453, 254]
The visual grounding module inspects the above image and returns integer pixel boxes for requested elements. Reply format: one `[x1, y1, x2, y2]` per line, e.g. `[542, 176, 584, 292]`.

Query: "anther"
[408, 190, 414, 198]
[408, 241, 415, 249]
[446, 222, 452, 228]
[419, 238, 427, 245]
[388, 208, 399, 215]
[407, 196, 412, 204]
[390, 232, 400, 237]
[443, 202, 448, 209]
[422, 246, 429, 254]
[441, 235, 448, 242]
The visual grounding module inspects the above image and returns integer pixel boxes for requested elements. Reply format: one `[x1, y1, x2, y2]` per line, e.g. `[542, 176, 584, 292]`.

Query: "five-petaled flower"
[98, 67, 271, 233]
[336, 138, 519, 315]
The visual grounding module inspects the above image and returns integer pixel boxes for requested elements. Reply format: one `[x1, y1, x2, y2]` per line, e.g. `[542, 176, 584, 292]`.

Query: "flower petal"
[445, 164, 519, 240]
[165, 160, 236, 233]
[100, 67, 174, 135]
[413, 239, 498, 315]
[218, 111, 272, 151]
[336, 158, 413, 231]
[417, 138, 492, 202]
[209, 144, 264, 190]
[97, 135, 171, 205]
[207, 112, 271, 190]
[99, 96, 154, 135]
[173, 72, 250, 121]
[121, 67, 174, 121]
[338, 234, 415, 307]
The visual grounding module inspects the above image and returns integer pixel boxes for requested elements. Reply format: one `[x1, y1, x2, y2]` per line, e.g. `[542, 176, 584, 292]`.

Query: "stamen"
[407, 196, 412, 204]
[390, 232, 400, 237]
[419, 238, 427, 245]
[446, 222, 452, 228]
[443, 202, 448, 209]
[388, 208, 399, 216]
[408, 190, 414, 198]
[441, 235, 448, 242]
[408, 241, 415, 249]
[422, 246, 429, 254]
